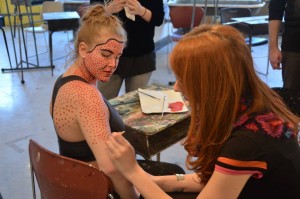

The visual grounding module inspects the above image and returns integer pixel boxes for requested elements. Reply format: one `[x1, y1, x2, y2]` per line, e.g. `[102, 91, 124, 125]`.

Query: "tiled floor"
[0, 19, 283, 198]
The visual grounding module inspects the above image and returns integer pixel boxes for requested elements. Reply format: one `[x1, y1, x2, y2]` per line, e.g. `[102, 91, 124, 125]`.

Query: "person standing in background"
[268, 0, 300, 90]
[94, 0, 165, 99]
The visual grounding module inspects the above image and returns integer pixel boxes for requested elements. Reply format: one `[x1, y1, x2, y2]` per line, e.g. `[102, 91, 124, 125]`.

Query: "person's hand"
[269, 46, 282, 70]
[106, 0, 126, 14]
[125, 0, 145, 16]
[106, 132, 139, 177]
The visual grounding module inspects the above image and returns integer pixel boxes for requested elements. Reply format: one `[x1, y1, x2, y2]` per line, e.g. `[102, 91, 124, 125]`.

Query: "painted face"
[84, 38, 124, 82]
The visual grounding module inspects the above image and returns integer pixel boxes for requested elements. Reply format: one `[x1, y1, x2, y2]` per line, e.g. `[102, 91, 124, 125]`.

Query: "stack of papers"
[138, 88, 188, 114]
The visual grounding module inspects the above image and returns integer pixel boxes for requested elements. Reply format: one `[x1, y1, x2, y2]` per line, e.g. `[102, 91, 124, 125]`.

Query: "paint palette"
[138, 88, 188, 114]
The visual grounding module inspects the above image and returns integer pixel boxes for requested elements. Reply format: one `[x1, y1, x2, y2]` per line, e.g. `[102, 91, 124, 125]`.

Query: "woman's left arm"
[152, 173, 203, 193]
[197, 171, 251, 199]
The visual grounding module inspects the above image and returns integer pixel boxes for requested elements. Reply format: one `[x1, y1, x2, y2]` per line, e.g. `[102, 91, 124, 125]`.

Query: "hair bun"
[81, 4, 106, 23]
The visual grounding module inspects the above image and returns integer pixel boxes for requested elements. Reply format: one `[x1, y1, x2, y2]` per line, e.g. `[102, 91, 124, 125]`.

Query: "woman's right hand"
[106, 132, 139, 178]
[269, 46, 282, 70]
[106, 0, 126, 14]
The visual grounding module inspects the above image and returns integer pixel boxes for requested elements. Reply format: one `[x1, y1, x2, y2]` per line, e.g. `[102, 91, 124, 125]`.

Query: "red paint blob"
[168, 101, 184, 112]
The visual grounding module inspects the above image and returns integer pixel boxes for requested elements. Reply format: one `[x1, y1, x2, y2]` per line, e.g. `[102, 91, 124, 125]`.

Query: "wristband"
[141, 7, 147, 17]
[175, 174, 185, 181]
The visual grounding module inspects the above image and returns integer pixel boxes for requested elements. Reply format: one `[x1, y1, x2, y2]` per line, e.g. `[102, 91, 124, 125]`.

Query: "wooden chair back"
[29, 139, 113, 199]
[169, 6, 205, 29]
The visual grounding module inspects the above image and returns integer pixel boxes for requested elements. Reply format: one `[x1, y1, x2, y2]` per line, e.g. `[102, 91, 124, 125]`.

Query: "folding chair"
[169, 6, 205, 42]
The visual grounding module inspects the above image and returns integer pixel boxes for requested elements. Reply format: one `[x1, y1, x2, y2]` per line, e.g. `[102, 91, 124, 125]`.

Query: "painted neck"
[73, 58, 96, 85]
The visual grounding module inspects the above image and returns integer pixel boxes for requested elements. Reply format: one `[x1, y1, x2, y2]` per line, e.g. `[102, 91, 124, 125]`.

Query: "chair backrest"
[169, 6, 205, 29]
[219, 8, 251, 24]
[272, 87, 300, 116]
[42, 1, 64, 14]
[38, 1, 64, 30]
[28, 139, 113, 199]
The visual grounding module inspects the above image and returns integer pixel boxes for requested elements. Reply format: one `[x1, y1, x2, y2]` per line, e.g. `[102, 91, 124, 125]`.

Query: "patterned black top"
[215, 102, 300, 198]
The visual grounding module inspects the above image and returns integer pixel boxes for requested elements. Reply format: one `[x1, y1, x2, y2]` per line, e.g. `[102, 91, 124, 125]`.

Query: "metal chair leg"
[30, 161, 37, 199]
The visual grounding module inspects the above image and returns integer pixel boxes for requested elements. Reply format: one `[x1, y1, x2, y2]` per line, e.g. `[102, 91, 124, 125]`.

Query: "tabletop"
[168, 0, 265, 8]
[56, 0, 89, 4]
[42, 11, 79, 32]
[232, 15, 268, 25]
[109, 84, 191, 159]
[43, 11, 80, 21]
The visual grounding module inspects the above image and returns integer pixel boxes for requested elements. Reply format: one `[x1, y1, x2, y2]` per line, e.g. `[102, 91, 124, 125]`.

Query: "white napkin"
[124, 6, 135, 21]
[138, 88, 188, 114]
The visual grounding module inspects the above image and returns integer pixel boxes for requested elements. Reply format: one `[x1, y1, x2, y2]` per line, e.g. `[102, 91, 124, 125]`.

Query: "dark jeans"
[282, 51, 300, 90]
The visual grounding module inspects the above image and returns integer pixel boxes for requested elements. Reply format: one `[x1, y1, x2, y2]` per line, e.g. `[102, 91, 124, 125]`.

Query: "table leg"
[0, 27, 12, 68]
[248, 25, 269, 76]
[49, 31, 54, 76]
[248, 24, 253, 52]
[73, 28, 77, 40]
[156, 153, 160, 162]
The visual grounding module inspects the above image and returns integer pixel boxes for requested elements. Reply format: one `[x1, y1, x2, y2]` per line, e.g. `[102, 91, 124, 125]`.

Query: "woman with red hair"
[106, 24, 300, 198]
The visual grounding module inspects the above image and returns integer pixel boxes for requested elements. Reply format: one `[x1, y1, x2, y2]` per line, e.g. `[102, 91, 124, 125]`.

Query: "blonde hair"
[74, 4, 127, 57]
[170, 24, 300, 185]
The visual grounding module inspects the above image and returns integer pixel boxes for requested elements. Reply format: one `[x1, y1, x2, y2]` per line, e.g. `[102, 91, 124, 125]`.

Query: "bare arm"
[77, 86, 138, 199]
[105, 0, 152, 22]
[106, 133, 252, 199]
[268, 20, 282, 69]
[105, 0, 126, 15]
[106, 133, 172, 198]
[152, 173, 203, 193]
[197, 171, 251, 199]
[125, 0, 152, 22]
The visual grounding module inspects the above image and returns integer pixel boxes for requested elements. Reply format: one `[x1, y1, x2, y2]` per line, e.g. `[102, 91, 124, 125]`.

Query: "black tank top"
[51, 75, 125, 162]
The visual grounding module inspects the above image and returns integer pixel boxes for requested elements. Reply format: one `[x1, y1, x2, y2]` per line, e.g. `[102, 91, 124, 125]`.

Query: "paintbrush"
[138, 90, 161, 100]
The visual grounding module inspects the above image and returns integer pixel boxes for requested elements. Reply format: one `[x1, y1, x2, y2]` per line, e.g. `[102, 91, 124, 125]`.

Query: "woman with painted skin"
[105, 25, 300, 198]
[50, 5, 139, 199]
[94, 0, 165, 100]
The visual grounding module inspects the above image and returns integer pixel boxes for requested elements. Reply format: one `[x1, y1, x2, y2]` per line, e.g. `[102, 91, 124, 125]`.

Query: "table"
[43, 11, 80, 75]
[56, 0, 90, 12]
[231, 15, 268, 47]
[231, 15, 269, 75]
[109, 84, 191, 160]
[168, 0, 265, 17]
[168, 0, 265, 8]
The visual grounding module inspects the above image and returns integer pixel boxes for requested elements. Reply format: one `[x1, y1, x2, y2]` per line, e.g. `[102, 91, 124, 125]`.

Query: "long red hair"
[170, 25, 299, 185]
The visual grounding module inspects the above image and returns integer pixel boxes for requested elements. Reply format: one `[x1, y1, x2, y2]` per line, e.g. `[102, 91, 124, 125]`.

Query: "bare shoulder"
[58, 80, 104, 105]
